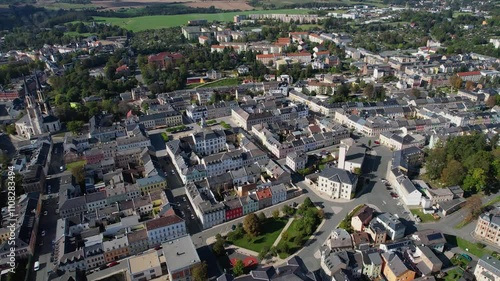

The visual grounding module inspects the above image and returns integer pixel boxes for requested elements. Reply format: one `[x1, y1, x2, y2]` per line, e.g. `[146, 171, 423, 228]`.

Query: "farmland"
[93, 8, 313, 31]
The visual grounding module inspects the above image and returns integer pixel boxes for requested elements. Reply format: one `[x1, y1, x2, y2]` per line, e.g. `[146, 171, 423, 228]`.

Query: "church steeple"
[23, 75, 35, 109]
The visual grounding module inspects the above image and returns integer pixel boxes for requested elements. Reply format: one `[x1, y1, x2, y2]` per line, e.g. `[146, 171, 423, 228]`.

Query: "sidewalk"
[272, 218, 294, 248]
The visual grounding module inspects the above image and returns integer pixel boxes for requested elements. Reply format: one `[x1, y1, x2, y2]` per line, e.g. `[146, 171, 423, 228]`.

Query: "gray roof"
[376, 213, 405, 232]
[162, 235, 200, 272]
[318, 167, 357, 185]
[382, 252, 410, 277]
[477, 255, 500, 279]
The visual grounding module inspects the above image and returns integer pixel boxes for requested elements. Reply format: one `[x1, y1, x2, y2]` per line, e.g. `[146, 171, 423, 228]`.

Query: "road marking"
[382, 201, 386, 205]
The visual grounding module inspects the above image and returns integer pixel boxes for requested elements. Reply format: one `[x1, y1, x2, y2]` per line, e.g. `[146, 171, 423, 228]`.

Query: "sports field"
[93, 8, 313, 31]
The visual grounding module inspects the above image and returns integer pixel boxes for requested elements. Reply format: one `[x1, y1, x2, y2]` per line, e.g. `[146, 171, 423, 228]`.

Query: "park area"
[445, 234, 493, 258]
[226, 217, 287, 253]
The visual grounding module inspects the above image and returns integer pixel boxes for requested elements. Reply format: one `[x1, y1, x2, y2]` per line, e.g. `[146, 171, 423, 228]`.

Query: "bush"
[477, 242, 486, 249]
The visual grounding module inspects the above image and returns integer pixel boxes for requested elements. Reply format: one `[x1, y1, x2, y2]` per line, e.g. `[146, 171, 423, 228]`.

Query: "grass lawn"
[484, 195, 500, 208]
[410, 209, 438, 223]
[66, 160, 86, 170]
[198, 78, 240, 88]
[445, 234, 492, 258]
[443, 268, 464, 281]
[227, 218, 287, 253]
[276, 219, 306, 259]
[93, 9, 313, 31]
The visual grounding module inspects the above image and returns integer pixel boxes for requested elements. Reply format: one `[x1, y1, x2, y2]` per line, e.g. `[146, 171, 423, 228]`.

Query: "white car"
[41, 230, 46, 237]
[44, 211, 48, 216]
[171, 170, 175, 175]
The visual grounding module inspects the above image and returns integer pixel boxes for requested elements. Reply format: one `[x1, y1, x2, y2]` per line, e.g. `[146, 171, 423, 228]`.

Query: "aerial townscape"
[1, 0, 500, 281]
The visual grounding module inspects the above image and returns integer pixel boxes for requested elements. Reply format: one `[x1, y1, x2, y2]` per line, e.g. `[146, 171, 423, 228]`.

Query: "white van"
[34, 261, 40, 271]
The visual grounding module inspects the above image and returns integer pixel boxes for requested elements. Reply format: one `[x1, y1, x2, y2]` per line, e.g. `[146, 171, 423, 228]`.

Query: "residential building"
[269, 184, 287, 205]
[337, 145, 366, 173]
[103, 235, 129, 263]
[255, 187, 272, 209]
[239, 194, 259, 215]
[231, 108, 277, 131]
[325, 229, 353, 252]
[162, 236, 201, 281]
[351, 205, 374, 232]
[414, 245, 442, 275]
[411, 229, 446, 253]
[362, 251, 383, 279]
[128, 251, 162, 281]
[474, 255, 500, 281]
[475, 211, 500, 247]
[386, 168, 422, 206]
[145, 215, 187, 247]
[224, 196, 243, 221]
[286, 152, 307, 172]
[127, 229, 149, 255]
[186, 183, 225, 229]
[376, 213, 406, 241]
[366, 220, 387, 245]
[381, 252, 416, 281]
[379, 132, 425, 150]
[192, 128, 227, 156]
[316, 167, 358, 200]
[136, 174, 167, 195]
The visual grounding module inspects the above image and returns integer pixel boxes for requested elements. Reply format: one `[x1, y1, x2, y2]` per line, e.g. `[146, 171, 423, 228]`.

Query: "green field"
[66, 160, 86, 170]
[227, 218, 287, 253]
[410, 209, 438, 223]
[198, 78, 240, 88]
[443, 268, 464, 281]
[93, 9, 313, 31]
[445, 234, 492, 258]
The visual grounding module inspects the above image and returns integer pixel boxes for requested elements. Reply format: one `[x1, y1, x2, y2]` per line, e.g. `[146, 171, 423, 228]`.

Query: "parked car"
[171, 170, 175, 175]
[154, 246, 162, 250]
[44, 210, 48, 216]
[34, 261, 40, 271]
[108, 261, 119, 267]
[41, 230, 46, 237]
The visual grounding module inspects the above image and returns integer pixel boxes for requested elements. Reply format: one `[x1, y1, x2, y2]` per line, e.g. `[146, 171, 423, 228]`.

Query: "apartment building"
[192, 129, 226, 156]
[231, 108, 277, 130]
[128, 251, 162, 281]
[381, 252, 416, 281]
[162, 236, 201, 281]
[103, 235, 130, 263]
[363, 251, 383, 279]
[315, 167, 358, 200]
[474, 211, 500, 247]
[474, 255, 500, 281]
[145, 215, 187, 247]
[286, 152, 307, 172]
[376, 213, 406, 241]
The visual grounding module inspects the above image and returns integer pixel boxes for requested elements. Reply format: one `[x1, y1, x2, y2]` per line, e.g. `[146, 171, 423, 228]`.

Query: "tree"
[462, 168, 488, 193]
[258, 245, 270, 260]
[232, 259, 245, 277]
[212, 234, 225, 256]
[258, 212, 266, 222]
[353, 167, 362, 175]
[368, 140, 372, 147]
[464, 195, 482, 222]
[5, 124, 16, 135]
[71, 165, 86, 193]
[67, 120, 84, 134]
[294, 232, 304, 244]
[465, 81, 475, 90]
[141, 102, 149, 112]
[278, 242, 289, 254]
[192, 262, 208, 281]
[449, 75, 463, 90]
[317, 209, 325, 219]
[425, 146, 447, 180]
[486, 96, 496, 108]
[243, 213, 261, 237]
[272, 209, 280, 219]
[303, 197, 313, 208]
[281, 231, 289, 242]
[282, 205, 294, 216]
[440, 160, 466, 186]
[363, 83, 375, 98]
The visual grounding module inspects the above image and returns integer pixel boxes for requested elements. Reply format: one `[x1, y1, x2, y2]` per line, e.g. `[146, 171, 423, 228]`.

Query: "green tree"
[278, 242, 289, 254]
[368, 140, 372, 147]
[272, 209, 280, 219]
[425, 146, 447, 180]
[462, 168, 487, 193]
[440, 160, 466, 186]
[258, 212, 266, 222]
[464, 151, 493, 172]
[5, 124, 16, 135]
[243, 213, 261, 237]
[71, 165, 86, 193]
[212, 234, 225, 256]
[281, 231, 289, 242]
[192, 262, 208, 281]
[282, 205, 294, 216]
[258, 245, 270, 260]
[233, 259, 245, 277]
[67, 120, 84, 134]
[303, 197, 313, 208]
[353, 167, 362, 175]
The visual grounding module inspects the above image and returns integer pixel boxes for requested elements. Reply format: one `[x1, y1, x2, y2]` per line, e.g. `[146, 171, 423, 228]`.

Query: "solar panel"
[427, 233, 443, 241]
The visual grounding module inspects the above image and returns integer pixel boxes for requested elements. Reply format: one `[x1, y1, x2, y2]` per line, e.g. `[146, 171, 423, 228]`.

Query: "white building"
[192, 128, 226, 156]
[286, 152, 307, 172]
[387, 167, 422, 206]
[128, 251, 162, 281]
[337, 145, 366, 173]
[145, 215, 187, 247]
[474, 255, 500, 281]
[186, 183, 225, 229]
[316, 167, 358, 200]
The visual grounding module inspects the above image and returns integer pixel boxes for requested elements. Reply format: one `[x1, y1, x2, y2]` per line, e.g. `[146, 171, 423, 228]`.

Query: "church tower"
[34, 71, 51, 115]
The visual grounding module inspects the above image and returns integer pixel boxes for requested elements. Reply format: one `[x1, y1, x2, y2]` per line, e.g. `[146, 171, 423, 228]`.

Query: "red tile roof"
[256, 187, 272, 199]
[457, 71, 481, 76]
[145, 215, 183, 230]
